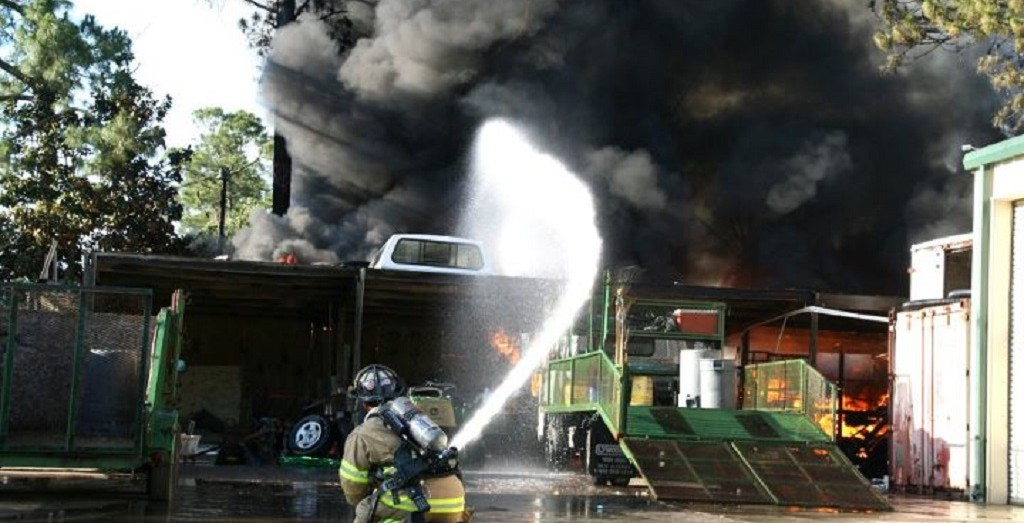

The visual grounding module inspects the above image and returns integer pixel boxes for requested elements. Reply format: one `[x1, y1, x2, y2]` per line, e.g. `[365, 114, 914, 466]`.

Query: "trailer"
[0, 283, 185, 501]
[538, 280, 891, 510]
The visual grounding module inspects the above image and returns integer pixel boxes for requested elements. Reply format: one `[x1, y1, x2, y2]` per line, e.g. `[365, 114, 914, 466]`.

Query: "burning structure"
[202, 2, 1003, 480]
[91, 254, 900, 480]
[731, 304, 893, 479]
[77, 2, 1018, 505]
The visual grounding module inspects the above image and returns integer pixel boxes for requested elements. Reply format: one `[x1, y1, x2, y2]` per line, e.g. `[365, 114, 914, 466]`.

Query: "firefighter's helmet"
[353, 364, 405, 405]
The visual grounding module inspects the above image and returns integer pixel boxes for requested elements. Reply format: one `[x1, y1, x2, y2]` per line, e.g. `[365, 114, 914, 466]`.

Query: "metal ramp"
[625, 407, 829, 443]
[619, 408, 890, 510]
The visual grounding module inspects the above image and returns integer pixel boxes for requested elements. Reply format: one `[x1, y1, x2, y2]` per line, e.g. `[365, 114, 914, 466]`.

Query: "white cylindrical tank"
[678, 349, 721, 407]
[698, 358, 738, 409]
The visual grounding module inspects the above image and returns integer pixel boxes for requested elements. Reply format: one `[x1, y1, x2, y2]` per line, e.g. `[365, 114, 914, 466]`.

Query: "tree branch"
[0, 57, 33, 89]
[0, 1, 24, 15]
[240, 0, 272, 12]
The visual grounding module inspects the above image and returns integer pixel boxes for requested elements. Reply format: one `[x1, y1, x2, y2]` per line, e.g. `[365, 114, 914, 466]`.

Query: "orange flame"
[817, 414, 835, 436]
[838, 389, 890, 440]
[490, 328, 520, 365]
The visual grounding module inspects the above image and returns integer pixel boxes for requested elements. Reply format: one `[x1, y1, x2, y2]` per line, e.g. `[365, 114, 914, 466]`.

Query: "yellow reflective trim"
[379, 493, 418, 511]
[339, 460, 369, 484]
[378, 493, 465, 513]
[426, 496, 466, 513]
[339, 468, 369, 484]
[340, 459, 368, 478]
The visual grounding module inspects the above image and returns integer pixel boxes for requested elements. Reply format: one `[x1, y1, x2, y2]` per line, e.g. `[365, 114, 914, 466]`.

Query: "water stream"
[451, 119, 602, 449]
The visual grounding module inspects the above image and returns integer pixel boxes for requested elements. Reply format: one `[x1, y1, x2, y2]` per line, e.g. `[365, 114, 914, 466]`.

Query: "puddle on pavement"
[4, 472, 1024, 522]
[0, 480, 354, 521]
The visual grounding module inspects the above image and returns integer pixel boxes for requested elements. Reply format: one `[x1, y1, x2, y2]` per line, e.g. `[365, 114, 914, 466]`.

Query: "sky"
[71, 0, 267, 148]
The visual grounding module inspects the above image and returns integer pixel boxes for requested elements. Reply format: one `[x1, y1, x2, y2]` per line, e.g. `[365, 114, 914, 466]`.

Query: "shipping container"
[891, 298, 971, 493]
[908, 234, 972, 302]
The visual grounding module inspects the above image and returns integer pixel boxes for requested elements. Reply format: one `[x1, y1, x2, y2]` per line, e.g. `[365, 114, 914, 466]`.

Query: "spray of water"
[450, 119, 602, 449]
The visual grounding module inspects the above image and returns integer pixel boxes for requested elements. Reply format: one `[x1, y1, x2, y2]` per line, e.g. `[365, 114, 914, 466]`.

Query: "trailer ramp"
[620, 408, 890, 511]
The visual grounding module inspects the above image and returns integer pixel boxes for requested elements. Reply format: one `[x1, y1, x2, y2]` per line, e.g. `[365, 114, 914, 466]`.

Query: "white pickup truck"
[370, 234, 494, 276]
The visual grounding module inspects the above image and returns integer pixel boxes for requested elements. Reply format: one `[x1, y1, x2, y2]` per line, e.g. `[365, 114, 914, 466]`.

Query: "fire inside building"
[90, 252, 899, 480]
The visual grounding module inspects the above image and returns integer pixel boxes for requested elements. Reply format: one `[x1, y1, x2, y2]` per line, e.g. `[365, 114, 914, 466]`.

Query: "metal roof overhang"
[91, 253, 903, 330]
[91, 253, 559, 321]
[964, 133, 1024, 171]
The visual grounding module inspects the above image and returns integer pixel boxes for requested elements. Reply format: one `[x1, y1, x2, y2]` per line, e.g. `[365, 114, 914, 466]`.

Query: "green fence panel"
[742, 359, 837, 439]
[542, 351, 623, 436]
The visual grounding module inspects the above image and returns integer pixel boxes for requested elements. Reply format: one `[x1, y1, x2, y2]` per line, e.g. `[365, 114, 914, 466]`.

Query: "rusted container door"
[891, 301, 971, 492]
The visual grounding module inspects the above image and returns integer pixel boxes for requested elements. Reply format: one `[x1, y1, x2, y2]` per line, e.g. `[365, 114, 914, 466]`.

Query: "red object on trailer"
[672, 308, 720, 336]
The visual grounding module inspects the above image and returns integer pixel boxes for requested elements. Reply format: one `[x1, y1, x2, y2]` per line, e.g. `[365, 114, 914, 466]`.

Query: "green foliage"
[178, 107, 271, 242]
[224, 0, 356, 57]
[0, 0, 185, 281]
[873, 0, 1024, 132]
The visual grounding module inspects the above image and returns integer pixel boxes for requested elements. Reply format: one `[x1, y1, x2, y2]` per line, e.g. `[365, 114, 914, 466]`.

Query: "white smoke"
[585, 147, 668, 211]
[766, 131, 851, 215]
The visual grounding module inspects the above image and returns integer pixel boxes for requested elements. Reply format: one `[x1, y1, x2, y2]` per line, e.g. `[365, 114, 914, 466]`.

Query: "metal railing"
[742, 358, 838, 439]
[541, 351, 623, 437]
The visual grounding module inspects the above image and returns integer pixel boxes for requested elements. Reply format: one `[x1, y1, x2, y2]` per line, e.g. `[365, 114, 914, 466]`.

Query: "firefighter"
[340, 364, 469, 523]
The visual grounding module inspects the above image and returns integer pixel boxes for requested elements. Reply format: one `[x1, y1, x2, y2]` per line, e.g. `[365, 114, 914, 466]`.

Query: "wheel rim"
[294, 421, 323, 450]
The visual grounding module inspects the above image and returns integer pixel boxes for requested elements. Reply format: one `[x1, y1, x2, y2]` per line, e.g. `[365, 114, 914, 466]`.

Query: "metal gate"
[619, 437, 891, 510]
[619, 408, 891, 510]
[1011, 202, 1024, 503]
[0, 285, 152, 453]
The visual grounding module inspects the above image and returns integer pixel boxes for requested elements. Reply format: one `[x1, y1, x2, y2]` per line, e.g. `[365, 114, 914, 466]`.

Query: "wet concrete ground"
[1, 463, 1024, 522]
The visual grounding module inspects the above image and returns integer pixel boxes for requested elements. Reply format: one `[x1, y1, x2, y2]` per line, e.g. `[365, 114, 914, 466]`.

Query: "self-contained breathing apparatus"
[370, 396, 461, 519]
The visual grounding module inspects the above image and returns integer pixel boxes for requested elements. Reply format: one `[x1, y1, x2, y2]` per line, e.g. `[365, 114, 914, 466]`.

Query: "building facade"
[964, 137, 1024, 504]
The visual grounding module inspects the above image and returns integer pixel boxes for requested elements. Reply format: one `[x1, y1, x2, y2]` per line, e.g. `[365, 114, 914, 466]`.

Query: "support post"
[809, 311, 819, 366]
[970, 164, 991, 502]
[352, 267, 365, 379]
[271, 1, 295, 216]
[218, 167, 228, 253]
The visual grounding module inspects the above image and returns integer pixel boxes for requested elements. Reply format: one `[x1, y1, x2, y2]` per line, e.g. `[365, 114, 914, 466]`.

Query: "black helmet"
[353, 364, 405, 405]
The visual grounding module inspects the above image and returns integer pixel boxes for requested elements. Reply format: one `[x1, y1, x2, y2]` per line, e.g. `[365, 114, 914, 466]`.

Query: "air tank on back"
[389, 396, 449, 451]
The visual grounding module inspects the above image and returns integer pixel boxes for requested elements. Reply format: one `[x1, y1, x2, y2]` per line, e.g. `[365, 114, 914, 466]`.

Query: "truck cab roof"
[370, 234, 494, 276]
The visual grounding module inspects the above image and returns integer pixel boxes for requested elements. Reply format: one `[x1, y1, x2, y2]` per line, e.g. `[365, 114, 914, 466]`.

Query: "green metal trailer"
[538, 280, 890, 510]
[0, 283, 185, 501]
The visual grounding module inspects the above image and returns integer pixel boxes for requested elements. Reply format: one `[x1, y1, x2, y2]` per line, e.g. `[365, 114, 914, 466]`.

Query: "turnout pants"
[353, 475, 467, 523]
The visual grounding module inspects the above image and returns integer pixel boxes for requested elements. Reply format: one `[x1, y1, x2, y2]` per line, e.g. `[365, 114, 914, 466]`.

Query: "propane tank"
[387, 396, 449, 452]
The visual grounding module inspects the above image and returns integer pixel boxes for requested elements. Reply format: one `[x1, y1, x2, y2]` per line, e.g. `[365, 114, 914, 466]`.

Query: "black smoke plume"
[234, 0, 999, 295]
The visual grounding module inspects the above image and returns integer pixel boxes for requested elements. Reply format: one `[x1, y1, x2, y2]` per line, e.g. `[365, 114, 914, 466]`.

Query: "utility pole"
[272, 0, 295, 217]
[218, 166, 229, 253]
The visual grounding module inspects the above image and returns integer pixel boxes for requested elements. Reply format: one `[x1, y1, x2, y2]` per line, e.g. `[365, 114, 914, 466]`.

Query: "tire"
[146, 462, 176, 502]
[287, 414, 332, 456]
